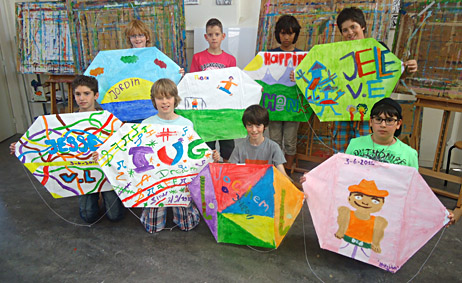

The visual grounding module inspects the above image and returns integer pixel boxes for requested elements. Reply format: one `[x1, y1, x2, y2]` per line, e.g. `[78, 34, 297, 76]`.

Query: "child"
[189, 18, 236, 162]
[270, 15, 302, 52]
[124, 20, 184, 75]
[301, 97, 455, 225]
[345, 97, 418, 169]
[125, 19, 152, 49]
[189, 18, 236, 72]
[10, 75, 126, 223]
[268, 15, 302, 175]
[229, 104, 289, 178]
[140, 78, 219, 233]
[332, 7, 418, 153]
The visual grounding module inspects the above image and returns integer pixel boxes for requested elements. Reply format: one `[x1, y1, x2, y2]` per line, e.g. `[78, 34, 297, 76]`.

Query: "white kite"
[176, 67, 262, 142]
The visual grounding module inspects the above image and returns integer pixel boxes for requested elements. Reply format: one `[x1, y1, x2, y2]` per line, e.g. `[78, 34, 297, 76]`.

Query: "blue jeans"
[78, 190, 125, 223]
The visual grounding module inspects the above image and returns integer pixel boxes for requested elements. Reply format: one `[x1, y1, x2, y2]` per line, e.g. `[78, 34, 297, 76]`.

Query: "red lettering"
[297, 54, 306, 66]
[278, 53, 285, 65]
[270, 53, 278, 64]
[355, 48, 376, 77]
[284, 53, 292, 66]
[264, 52, 271, 65]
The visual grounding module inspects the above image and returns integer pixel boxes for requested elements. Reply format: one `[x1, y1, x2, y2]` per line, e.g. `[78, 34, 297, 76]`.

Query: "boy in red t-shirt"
[189, 18, 237, 161]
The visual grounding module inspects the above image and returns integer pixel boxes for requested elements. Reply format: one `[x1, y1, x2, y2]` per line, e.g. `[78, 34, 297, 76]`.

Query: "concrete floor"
[1, 135, 461, 282]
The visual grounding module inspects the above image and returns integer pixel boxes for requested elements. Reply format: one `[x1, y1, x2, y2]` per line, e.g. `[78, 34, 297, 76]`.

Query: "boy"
[301, 98, 455, 224]
[345, 98, 418, 169]
[189, 18, 236, 162]
[189, 18, 236, 72]
[333, 7, 418, 153]
[268, 15, 302, 175]
[140, 78, 219, 233]
[10, 75, 126, 223]
[229, 104, 289, 178]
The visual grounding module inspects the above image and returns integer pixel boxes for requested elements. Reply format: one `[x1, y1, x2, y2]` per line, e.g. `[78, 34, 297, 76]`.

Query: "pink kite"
[302, 153, 450, 272]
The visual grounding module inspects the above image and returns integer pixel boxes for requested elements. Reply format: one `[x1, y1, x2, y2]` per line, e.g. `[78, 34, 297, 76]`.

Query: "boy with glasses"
[345, 98, 418, 169]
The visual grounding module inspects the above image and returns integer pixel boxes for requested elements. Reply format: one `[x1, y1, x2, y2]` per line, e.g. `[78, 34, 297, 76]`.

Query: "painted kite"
[84, 46, 182, 122]
[244, 51, 312, 121]
[302, 153, 451, 272]
[295, 38, 402, 122]
[96, 123, 212, 208]
[15, 111, 122, 198]
[188, 163, 305, 248]
[176, 67, 263, 142]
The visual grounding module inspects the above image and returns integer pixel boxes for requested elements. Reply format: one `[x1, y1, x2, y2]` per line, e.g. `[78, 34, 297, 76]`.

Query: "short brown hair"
[206, 18, 223, 33]
[124, 20, 151, 47]
[242, 104, 269, 128]
[150, 79, 181, 110]
[336, 7, 367, 34]
[72, 75, 98, 94]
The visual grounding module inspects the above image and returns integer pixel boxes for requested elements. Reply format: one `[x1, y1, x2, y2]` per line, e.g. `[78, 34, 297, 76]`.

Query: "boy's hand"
[212, 150, 220, 162]
[179, 68, 185, 77]
[289, 70, 295, 82]
[91, 152, 99, 162]
[9, 142, 17, 155]
[446, 210, 455, 227]
[299, 172, 308, 184]
[404, 60, 418, 73]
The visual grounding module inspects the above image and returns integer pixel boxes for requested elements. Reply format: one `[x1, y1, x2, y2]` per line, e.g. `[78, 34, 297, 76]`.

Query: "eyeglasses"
[130, 34, 146, 39]
[371, 116, 398, 126]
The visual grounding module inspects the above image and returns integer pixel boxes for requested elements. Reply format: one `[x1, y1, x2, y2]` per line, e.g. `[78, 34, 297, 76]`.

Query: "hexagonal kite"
[302, 153, 450, 272]
[15, 111, 122, 198]
[295, 38, 402, 122]
[84, 47, 182, 122]
[244, 51, 312, 122]
[96, 123, 212, 208]
[175, 67, 262, 142]
[188, 163, 305, 248]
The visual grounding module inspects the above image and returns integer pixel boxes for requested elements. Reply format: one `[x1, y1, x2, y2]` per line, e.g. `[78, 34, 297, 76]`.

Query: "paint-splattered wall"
[15, 0, 186, 74]
[66, 0, 187, 73]
[16, 2, 75, 74]
[394, 0, 462, 99]
[256, 0, 395, 52]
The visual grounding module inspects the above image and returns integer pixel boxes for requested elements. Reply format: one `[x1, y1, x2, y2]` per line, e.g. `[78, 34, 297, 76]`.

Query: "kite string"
[22, 165, 118, 227]
[24, 162, 446, 279]
[246, 245, 276, 253]
[301, 205, 326, 283]
[406, 227, 446, 282]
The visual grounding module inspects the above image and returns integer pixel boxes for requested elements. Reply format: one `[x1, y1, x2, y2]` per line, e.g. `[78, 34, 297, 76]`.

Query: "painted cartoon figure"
[192, 99, 198, 109]
[335, 179, 388, 262]
[217, 76, 237, 96]
[296, 61, 344, 116]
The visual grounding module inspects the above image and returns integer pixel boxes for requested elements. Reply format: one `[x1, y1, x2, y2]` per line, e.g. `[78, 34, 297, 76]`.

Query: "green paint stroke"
[200, 176, 213, 220]
[176, 109, 247, 142]
[120, 55, 139, 64]
[278, 189, 290, 236]
[258, 80, 312, 122]
[188, 139, 207, 159]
